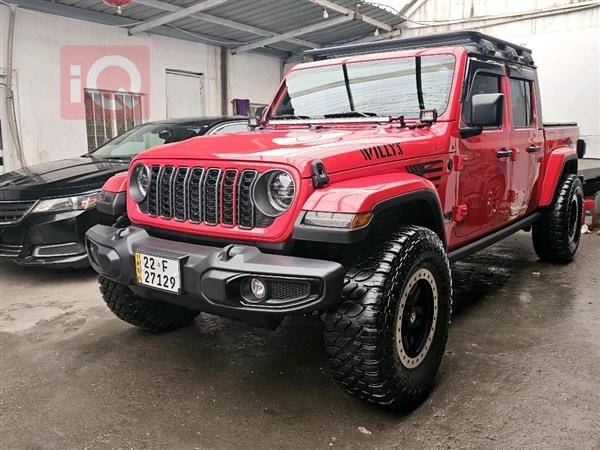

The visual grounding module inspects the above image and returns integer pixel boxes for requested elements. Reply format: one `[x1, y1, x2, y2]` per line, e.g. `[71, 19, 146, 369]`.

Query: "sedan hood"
[0, 158, 128, 201]
[133, 124, 452, 177]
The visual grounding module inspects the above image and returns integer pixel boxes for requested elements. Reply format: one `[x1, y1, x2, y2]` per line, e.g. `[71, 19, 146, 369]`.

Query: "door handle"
[526, 145, 542, 153]
[496, 149, 513, 158]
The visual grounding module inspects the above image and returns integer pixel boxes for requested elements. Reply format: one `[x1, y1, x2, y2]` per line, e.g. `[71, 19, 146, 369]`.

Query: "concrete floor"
[1, 232, 599, 449]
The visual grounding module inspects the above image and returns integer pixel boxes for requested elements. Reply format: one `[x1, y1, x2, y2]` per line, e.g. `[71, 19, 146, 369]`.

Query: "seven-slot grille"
[142, 165, 263, 229]
[0, 200, 36, 225]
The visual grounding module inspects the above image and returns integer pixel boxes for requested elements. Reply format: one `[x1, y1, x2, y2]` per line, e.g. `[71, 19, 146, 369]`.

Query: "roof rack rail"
[305, 31, 535, 67]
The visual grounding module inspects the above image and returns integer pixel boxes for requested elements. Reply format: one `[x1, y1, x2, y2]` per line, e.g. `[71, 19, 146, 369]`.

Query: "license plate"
[135, 252, 181, 294]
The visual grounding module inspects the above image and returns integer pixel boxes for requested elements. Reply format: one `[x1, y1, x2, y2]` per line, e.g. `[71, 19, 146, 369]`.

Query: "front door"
[507, 72, 544, 219]
[455, 62, 512, 239]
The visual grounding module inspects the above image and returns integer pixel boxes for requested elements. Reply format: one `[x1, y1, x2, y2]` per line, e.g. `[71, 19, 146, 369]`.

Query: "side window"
[509, 78, 533, 128]
[209, 122, 249, 135]
[462, 73, 502, 126]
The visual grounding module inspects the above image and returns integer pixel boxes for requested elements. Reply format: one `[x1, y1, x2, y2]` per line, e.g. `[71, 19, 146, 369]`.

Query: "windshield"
[91, 122, 208, 159]
[271, 54, 455, 120]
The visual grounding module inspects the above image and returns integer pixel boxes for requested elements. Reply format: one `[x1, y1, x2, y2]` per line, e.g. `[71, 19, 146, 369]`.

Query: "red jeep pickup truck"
[86, 32, 583, 410]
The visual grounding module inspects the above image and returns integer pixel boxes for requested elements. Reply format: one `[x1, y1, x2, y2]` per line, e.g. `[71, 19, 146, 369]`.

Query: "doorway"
[165, 69, 204, 119]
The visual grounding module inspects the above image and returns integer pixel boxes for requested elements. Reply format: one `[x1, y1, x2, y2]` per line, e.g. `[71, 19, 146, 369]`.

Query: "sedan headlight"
[129, 164, 151, 203]
[253, 169, 296, 217]
[32, 191, 99, 213]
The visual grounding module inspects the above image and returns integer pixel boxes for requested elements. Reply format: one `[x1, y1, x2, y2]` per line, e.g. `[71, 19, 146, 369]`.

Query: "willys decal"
[359, 143, 403, 161]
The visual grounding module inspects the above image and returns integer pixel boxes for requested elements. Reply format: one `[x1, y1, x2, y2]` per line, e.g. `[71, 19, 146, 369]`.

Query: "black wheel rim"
[396, 268, 438, 369]
[402, 280, 434, 357]
[568, 195, 580, 243]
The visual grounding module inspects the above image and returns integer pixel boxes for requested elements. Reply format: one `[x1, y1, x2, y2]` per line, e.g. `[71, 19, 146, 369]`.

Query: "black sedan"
[0, 117, 249, 268]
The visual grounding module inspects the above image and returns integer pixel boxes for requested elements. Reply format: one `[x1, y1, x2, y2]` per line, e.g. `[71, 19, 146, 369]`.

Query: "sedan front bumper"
[85, 225, 345, 328]
[0, 208, 104, 268]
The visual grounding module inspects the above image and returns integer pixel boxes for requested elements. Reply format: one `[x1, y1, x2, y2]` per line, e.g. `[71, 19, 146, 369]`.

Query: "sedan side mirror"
[471, 93, 504, 127]
[158, 129, 172, 140]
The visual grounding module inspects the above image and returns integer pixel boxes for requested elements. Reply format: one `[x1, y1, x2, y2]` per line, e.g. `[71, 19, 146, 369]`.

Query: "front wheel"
[99, 276, 199, 332]
[324, 226, 452, 410]
[532, 174, 583, 262]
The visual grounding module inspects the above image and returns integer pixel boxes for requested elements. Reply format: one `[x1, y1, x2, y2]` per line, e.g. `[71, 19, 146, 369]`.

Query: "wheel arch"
[537, 148, 578, 207]
[370, 190, 447, 247]
[294, 173, 446, 247]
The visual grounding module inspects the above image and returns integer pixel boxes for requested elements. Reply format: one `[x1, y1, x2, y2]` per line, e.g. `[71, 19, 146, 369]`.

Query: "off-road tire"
[324, 226, 452, 410]
[99, 276, 199, 331]
[532, 174, 583, 262]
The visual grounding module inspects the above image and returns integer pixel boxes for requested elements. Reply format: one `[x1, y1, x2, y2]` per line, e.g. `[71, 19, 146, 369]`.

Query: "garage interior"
[1, 0, 599, 448]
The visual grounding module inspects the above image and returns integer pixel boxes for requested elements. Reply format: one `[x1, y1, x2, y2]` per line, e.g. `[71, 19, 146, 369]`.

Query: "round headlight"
[267, 171, 295, 211]
[253, 169, 296, 217]
[130, 164, 150, 203]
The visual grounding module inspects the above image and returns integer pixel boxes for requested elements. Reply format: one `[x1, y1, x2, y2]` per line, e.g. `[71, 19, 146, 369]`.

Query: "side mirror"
[248, 106, 266, 129]
[255, 105, 266, 118]
[471, 93, 504, 127]
[158, 129, 172, 140]
[460, 93, 503, 139]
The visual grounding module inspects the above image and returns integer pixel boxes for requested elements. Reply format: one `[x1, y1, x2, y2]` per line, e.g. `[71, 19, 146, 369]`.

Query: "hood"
[0, 158, 128, 201]
[133, 123, 452, 177]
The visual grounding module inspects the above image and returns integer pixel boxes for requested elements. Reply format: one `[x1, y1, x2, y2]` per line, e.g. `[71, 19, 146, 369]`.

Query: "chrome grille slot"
[0, 200, 36, 225]
[187, 168, 205, 223]
[0, 242, 24, 258]
[203, 169, 222, 225]
[173, 167, 190, 221]
[159, 166, 175, 218]
[237, 170, 257, 229]
[147, 166, 161, 216]
[221, 170, 238, 226]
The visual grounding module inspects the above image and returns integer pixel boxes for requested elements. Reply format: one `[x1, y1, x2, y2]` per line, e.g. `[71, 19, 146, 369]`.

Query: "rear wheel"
[532, 174, 583, 262]
[99, 276, 199, 332]
[324, 226, 451, 410]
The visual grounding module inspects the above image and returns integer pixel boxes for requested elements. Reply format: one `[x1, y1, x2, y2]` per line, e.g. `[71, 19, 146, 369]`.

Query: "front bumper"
[85, 225, 345, 328]
[0, 209, 106, 268]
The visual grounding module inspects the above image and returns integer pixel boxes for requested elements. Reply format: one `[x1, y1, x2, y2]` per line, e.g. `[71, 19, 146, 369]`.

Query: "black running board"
[448, 212, 542, 262]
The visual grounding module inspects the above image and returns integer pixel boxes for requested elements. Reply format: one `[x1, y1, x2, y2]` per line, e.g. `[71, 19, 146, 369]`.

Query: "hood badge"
[359, 143, 403, 161]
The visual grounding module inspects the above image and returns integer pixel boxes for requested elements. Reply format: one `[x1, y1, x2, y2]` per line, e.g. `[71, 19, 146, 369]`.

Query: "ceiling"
[11, 0, 412, 59]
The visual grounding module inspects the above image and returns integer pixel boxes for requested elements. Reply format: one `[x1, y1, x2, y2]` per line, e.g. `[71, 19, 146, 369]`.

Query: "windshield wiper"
[323, 111, 378, 119]
[269, 114, 311, 121]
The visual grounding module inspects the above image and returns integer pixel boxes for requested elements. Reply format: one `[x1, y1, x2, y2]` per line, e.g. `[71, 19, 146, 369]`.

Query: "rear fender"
[296, 173, 446, 245]
[537, 148, 577, 207]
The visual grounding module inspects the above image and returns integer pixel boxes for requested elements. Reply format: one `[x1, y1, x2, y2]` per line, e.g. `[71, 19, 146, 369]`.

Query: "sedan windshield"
[271, 54, 455, 120]
[91, 122, 208, 159]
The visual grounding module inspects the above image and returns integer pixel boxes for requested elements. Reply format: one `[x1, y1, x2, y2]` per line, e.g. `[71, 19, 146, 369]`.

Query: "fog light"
[240, 277, 269, 304]
[250, 278, 267, 300]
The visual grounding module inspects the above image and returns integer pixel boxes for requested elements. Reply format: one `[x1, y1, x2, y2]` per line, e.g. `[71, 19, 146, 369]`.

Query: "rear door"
[507, 65, 544, 217]
[455, 60, 512, 239]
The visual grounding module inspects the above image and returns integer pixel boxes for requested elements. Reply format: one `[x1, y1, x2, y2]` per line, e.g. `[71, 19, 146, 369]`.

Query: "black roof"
[305, 31, 535, 67]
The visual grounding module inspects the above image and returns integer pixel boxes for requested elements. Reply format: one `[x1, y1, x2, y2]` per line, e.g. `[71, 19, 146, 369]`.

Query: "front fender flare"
[294, 173, 445, 245]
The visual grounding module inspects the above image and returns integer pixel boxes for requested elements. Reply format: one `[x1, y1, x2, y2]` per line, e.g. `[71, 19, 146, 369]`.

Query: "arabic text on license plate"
[135, 252, 181, 294]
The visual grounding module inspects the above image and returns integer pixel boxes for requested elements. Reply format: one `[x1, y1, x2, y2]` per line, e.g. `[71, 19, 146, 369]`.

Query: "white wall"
[402, 0, 600, 157]
[0, 7, 282, 170]
[228, 52, 282, 110]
